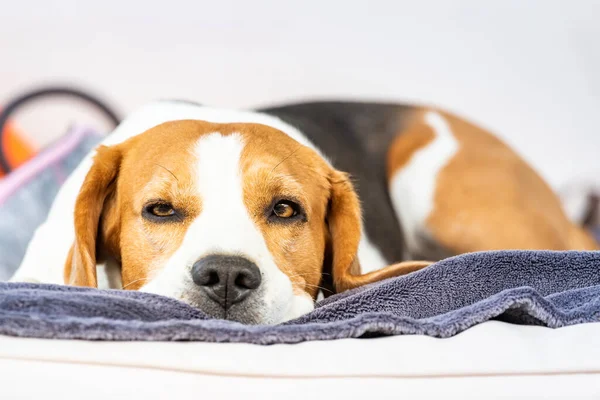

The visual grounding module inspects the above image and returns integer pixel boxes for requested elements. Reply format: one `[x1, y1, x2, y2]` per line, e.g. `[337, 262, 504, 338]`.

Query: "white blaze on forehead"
[140, 132, 313, 323]
[191, 133, 267, 258]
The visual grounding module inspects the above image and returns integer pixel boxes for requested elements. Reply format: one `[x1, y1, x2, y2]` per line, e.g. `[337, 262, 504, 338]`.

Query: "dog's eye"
[272, 201, 298, 219]
[150, 204, 175, 217]
[143, 202, 178, 221]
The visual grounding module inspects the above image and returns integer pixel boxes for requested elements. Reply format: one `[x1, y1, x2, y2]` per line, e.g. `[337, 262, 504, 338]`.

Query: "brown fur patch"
[66, 121, 215, 289]
[387, 110, 435, 176]
[235, 123, 332, 298]
[65, 145, 122, 287]
[115, 122, 209, 289]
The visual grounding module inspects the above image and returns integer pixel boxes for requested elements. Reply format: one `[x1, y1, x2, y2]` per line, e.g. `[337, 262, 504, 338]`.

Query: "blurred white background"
[0, 0, 598, 189]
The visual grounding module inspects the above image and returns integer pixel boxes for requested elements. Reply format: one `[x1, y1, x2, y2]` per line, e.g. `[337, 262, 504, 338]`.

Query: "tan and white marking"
[387, 110, 598, 257]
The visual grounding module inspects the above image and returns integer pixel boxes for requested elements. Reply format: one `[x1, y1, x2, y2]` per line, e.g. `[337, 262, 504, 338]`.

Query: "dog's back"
[263, 101, 598, 262]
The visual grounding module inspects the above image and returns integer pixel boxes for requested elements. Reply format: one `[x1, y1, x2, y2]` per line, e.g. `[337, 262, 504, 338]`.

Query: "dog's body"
[11, 100, 598, 324]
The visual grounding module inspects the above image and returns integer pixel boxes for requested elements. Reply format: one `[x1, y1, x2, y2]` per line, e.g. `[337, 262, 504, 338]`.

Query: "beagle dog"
[10, 101, 598, 324]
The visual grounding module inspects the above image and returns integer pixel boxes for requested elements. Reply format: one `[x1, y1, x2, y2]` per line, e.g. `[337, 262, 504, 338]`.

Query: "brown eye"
[151, 204, 175, 217]
[143, 202, 178, 222]
[273, 201, 297, 218]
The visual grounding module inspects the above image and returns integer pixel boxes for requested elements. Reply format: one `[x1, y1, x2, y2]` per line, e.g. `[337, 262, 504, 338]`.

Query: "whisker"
[155, 163, 179, 182]
[286, 272, 331, 279]
[293, 282, 334, 294]
[271, 145, 302, 173]
[121, 266, 165, 290]
[122, 277, 152, 289]
[301, 282, 333, 290]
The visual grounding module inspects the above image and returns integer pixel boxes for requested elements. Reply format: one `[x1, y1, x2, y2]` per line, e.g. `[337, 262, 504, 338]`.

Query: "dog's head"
[64, 120, 428, 324]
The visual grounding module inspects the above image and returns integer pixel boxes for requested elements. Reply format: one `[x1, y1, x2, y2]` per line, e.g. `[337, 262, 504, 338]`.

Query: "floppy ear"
[326, 169, 433, 293]
[64, 145, 122, 287]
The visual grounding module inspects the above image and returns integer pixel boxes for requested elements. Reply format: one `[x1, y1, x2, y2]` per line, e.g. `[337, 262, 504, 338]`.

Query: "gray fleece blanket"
[1, 250, 599, 344]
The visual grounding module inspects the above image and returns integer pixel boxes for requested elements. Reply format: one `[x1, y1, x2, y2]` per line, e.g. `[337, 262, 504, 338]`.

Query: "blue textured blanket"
[1, 250, 599, 344]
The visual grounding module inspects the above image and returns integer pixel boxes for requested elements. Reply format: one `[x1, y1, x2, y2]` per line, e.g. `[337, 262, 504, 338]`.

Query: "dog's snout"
[191, 255, 262, 308]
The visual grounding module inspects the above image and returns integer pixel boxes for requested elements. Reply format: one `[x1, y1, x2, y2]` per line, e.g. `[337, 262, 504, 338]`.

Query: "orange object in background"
[0, 121, 36, 177]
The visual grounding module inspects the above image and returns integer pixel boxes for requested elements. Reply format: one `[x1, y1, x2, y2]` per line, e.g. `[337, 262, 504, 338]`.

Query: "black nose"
[191, 255, 262, 308]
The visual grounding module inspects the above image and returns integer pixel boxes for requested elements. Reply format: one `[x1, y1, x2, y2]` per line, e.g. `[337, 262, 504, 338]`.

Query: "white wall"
[1, 0, 599, 189]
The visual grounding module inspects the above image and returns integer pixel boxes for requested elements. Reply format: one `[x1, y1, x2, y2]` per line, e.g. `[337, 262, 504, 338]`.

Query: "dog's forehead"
[122, 119, 329, 189]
